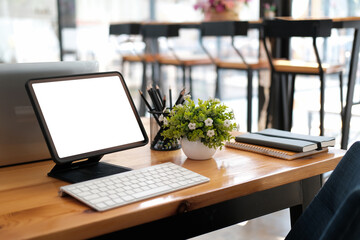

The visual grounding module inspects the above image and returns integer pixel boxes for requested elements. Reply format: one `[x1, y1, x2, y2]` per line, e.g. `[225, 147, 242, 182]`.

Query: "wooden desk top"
[110, 17, 360, 28]
[109, 17, 360, 36]
[275, 16, 360, 28]
[0, 121, 345, 239]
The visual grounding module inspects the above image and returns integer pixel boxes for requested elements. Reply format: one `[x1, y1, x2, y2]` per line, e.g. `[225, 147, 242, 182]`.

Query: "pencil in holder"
[149, 110, 181, 151]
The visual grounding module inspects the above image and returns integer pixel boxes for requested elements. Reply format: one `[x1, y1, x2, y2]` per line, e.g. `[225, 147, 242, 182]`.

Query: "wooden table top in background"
[0, 118, 346, 239]
[109, 17, 360, 28]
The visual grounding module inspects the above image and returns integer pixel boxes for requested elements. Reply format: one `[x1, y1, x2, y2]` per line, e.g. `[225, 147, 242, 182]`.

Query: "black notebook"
[255, 129, 335, 149]
[235, 129, 335, 152]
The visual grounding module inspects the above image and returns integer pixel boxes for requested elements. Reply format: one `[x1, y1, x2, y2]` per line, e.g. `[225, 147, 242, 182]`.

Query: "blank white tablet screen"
[32, 75, 145, 158]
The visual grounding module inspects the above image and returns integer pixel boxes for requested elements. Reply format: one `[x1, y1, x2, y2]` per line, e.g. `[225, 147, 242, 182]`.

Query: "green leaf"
[161, 97, 236, 148]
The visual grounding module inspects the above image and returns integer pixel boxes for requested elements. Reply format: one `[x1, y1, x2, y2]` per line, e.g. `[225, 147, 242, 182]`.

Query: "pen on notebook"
[175, 88, 185, 105]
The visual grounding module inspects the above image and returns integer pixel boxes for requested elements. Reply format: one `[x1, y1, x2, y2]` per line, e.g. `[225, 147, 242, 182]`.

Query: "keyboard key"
[133, 185, 171, 199]
[83, 194, 100, 201]
[90, 196, 111, 204]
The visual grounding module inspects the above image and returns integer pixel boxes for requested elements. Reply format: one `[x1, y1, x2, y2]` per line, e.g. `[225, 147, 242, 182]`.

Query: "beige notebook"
[225, 141, 328, 160]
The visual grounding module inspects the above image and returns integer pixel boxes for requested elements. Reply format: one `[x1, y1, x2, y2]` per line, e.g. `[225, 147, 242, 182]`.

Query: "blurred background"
[1, 0, 360, 148]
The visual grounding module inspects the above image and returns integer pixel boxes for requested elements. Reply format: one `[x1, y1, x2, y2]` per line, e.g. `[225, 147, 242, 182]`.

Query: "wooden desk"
[0, 118, 345, 239]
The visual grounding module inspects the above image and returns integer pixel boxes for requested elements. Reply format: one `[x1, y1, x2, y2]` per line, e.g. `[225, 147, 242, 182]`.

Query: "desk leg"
[289, 175, 322, 227]
[341, 28, 360, 149]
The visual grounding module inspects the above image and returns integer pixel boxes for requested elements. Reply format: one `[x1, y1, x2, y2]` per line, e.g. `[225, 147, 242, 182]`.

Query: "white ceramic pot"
[181, 138, 217, 160]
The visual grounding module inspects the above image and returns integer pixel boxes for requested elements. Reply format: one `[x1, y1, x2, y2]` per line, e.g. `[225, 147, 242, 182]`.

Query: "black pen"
[138, 89, 152, 111]
[162, 95, 166, 111]
[147, 87, 162, 111]
[155, 85, 163, 106]
[181, 91, 191, 104]
[175, 88, 185, 105]
[141, 89, 161, 126]
[151, 87, 163, 111]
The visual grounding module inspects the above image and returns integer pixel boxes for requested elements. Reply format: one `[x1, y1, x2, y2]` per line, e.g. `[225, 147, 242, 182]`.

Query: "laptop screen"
[0, 61, 99, 167]
[26, 71, 148, 164]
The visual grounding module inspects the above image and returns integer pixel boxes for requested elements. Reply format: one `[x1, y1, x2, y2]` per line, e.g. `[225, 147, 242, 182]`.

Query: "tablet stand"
[48, 155, 131, 183]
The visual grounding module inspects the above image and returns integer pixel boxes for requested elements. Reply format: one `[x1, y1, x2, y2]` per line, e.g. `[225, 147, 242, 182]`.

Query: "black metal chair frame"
[200, 21, 266, 132]
[141, 24, 213, 96]
[110, 23, 152, 116]
[262, 19, 343, 135]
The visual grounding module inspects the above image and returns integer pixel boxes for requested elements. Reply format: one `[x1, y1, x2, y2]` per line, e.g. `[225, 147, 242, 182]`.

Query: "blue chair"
[285, 141, 360, 240]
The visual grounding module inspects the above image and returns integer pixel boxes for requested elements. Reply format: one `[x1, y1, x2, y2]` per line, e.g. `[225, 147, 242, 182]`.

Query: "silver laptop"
[0, 61, 99, 167]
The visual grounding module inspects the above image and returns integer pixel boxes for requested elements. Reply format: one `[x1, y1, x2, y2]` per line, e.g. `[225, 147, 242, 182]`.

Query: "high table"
[0, 118, 345, 239]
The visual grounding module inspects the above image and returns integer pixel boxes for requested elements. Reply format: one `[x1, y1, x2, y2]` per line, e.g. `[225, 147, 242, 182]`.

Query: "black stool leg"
[215, 67, 221, 99]
[188, 66, 193, 95]
[288, 74, 296, 130]
[280, 74, 290, 131]
[139, 60, 147, 116]
[266, 72, 276, 128]
[339, 71, 344, 117]
[247, 69, 253, 132]
[182, 65, 186, 89]
[319, 74, 325, 136]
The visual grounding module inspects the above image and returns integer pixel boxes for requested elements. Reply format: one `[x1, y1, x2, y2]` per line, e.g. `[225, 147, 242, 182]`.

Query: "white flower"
[163, 118, 168, 126]
[204, 118, 213, 126]
[207, 129, 215, 137]
[158, 114, 164, 122]
[184, 94, 191, 101]
[188, 122, 196, 130]
[224, 119, 231, 127]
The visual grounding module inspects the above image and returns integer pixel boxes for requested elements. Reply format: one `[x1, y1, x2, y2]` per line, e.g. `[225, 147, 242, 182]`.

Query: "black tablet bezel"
[26, 71, 148, 165]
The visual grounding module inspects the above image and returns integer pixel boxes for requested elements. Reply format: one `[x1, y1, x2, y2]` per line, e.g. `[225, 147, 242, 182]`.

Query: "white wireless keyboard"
[59, 162, 210, 211]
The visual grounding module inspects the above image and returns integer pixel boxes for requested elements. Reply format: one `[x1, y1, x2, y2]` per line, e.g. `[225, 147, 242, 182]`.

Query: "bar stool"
[199, 21, 268, 132]
[109, 23, 155, 116]
[262, 19, 344, 135]
[140, 23, 213, 95]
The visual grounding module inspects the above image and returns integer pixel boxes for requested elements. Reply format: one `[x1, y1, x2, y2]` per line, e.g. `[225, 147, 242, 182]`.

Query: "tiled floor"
[190, 209, 290, 240]
[122, 63, 359, 240]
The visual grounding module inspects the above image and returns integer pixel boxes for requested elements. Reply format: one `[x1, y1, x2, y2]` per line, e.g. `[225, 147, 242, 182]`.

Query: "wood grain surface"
[0, 118, 345, 239]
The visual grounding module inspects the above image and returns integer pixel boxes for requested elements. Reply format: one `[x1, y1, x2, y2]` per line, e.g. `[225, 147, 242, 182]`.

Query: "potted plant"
[264, 3, 276, 19]
[161, 96, 236, 160]
[194, 0, 252, 21]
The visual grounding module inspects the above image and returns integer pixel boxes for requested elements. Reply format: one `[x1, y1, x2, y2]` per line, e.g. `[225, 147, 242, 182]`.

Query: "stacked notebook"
[225, 128, 335, 160]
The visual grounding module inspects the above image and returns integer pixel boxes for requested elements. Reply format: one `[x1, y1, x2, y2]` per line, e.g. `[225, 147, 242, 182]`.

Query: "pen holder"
[149, 110, 181, 151]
